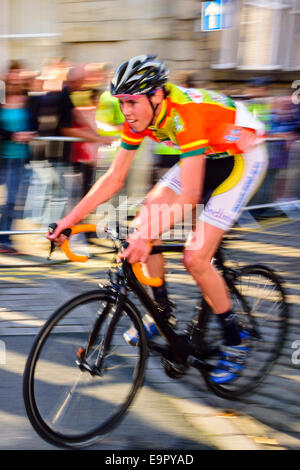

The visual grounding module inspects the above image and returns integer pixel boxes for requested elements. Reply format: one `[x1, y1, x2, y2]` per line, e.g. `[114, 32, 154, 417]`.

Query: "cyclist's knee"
[147, 184, 178, 206]
[183, 249, 210, 275]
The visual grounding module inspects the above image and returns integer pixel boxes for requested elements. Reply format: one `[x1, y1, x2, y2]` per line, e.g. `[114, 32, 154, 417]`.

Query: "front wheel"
[202, 265, 289, 399]
[23, 288, 148, 448]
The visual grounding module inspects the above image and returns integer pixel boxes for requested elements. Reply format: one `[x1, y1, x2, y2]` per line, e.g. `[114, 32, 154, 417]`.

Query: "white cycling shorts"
[157, 143, 268, 231]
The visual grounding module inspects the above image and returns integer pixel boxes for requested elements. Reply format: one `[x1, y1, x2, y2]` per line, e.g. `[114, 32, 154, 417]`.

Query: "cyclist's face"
[119, 91, 163, 132]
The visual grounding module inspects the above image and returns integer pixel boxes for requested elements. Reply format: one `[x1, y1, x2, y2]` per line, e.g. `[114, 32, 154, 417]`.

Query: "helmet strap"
[146, 92, 159, 128]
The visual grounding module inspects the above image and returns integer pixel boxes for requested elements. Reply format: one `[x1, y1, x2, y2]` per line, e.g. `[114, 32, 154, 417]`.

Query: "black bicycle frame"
[120, 243, 227, 365]
[122, 245, 189, 364]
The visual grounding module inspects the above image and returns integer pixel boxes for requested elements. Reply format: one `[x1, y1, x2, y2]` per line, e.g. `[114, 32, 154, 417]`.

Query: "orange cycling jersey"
[120, 83, 259, 159]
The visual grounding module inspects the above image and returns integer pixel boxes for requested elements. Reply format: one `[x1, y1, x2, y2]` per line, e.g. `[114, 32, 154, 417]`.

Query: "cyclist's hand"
[96, 135, 114, 146]
[12, 131, 37, 143]
[47, 220, 71, 246]
[118, 236, 151, 264]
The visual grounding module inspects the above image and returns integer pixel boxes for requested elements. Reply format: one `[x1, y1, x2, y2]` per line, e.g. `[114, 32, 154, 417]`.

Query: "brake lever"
[47, 223, 72, 260]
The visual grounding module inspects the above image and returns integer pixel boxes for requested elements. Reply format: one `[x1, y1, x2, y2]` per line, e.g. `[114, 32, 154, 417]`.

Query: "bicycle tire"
[23, 288, 148, 448]
[201, 265, 289, 399]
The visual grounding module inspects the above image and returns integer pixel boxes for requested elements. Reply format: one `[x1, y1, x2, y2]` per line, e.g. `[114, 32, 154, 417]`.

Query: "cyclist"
[48, 55, 268, 383]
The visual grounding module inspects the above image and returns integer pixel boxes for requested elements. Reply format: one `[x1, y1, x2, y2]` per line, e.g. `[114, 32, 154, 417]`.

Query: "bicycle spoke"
[51, 373, 85, 426]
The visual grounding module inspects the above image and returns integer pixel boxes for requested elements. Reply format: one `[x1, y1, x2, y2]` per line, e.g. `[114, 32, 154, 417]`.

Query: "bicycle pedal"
[194, 346, 220, 360]
[162, 358, 186, 379]
[187, 355, 214, 372]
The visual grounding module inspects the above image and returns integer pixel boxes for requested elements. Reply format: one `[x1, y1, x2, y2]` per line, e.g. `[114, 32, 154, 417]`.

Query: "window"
[7, 0, 59, 38]
[284, 0, 300, 70]
[213, 0, 300, 70]
[0, 0, 60, 70]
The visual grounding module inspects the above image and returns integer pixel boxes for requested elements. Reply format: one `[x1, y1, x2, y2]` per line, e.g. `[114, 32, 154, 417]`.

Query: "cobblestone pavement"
[0, 216, 299, 450]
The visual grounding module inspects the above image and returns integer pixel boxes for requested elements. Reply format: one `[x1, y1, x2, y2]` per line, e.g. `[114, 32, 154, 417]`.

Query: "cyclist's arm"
[49, 147, 137, 240]
[60, 125, 112, 144]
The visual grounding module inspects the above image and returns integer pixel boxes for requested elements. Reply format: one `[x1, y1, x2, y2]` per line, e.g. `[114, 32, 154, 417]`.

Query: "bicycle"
[23, 223, 289, 448]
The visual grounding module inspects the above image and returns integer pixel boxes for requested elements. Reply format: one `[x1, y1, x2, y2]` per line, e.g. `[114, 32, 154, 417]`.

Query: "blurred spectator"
[245, 78, 300, 211]
[28, 61, 107, 153]
[243, 77, 274, 212]
[66, 64, 114, 201]
[59, 64, 112, 160]
[72, 88, 101, 198]
[269, 95, 300, 202]
[40, 57, 70, 93]
[94, 62, 125, 180]
[25, 62, 113, 228]
[29, 73, 64, 162]
[283, 102, 300, 201]
[96, 63, 124, 140]
[245, 77, 273, 131]
[72, 63, 124, 196]
[0, 62, 38, 253]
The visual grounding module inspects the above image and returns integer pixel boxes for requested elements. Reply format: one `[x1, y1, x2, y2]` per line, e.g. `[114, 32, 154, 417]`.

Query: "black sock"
[216, 310, 241, 346]
[151, 282, 169, 306]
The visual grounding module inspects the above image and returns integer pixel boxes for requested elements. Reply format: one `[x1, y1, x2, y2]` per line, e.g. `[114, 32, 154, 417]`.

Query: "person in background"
[95, 62, 125, 163]
[0, 61, 38, 254]
[72, 87, 102, 198]
[245, 76, 273, 131]
[59, 64, 113, 209]
[268, 94, 300, 202]
[94, 63, 125, 207]
[243, 77, 273, 214]
[59, 64, 112, 149]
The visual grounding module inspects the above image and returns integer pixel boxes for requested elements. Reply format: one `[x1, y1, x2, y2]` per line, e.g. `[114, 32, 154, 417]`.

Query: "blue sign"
[201, 0, 234, 31]
[202, 0, 223, 31]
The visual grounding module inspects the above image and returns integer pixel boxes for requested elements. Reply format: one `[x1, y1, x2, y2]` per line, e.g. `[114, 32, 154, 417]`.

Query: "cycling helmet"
[110, 54, 168, 97]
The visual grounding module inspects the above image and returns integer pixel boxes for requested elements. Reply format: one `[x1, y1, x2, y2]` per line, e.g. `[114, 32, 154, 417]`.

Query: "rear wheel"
[23, 288, 147, 448]
[202, 265, 288, 399]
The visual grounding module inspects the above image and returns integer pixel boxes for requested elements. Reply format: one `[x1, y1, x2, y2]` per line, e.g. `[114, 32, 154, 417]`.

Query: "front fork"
[95, 288, 126, 374]
[76, 285, 127, 376]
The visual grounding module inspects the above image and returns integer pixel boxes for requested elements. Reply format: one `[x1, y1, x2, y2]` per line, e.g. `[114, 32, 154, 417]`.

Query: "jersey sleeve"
[120, 122, 144, 151]
[174, 105, 210, 159]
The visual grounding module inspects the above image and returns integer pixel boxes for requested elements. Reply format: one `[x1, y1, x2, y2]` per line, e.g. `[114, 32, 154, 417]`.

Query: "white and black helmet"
[110, 54, 169, 96]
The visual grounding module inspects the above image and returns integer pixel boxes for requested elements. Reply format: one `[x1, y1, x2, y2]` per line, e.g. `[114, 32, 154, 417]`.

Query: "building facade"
[0, 0, 299, 84]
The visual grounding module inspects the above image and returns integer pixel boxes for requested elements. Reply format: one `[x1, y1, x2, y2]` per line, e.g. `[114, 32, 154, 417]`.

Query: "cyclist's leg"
[184, 222, 250, 382]
[124, 173, 180, 344]
[184, 146, 268, 382]
[131, 163, 181, 287]
[131, 182, 177, 279]
[186, 145, 268, 321]
[184, 222, 231, 314]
